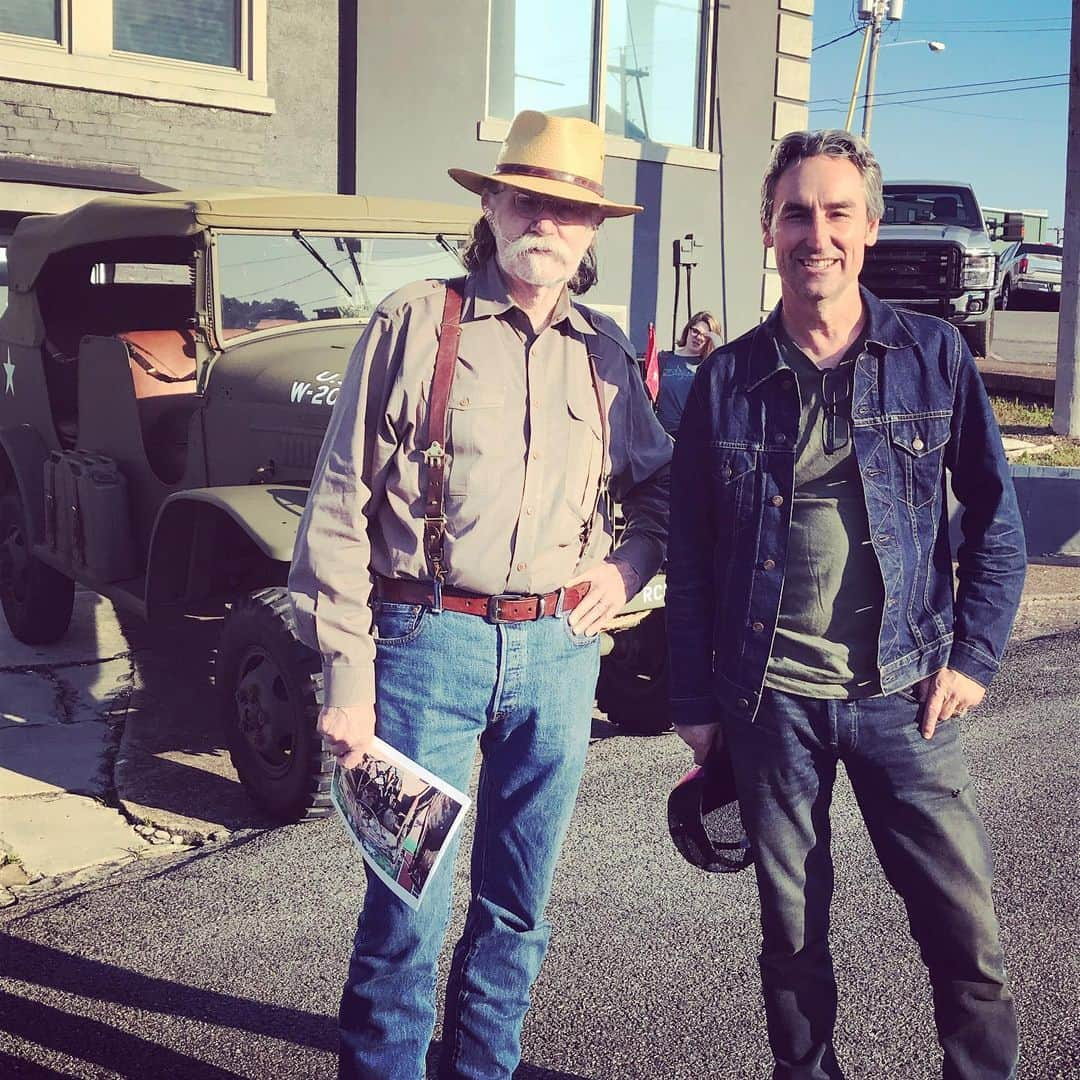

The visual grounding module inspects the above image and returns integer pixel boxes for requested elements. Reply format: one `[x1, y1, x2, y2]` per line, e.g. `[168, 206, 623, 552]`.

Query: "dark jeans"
[724, 688, 1017, 1080]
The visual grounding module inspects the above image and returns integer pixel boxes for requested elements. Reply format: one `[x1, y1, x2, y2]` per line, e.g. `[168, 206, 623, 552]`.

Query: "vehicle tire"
[216, 587, 333, 823]
[596, 609, 672, 735]
[0, 489, 75, 645]
[962, 309, 994, 358]
[998, 276, 1012, 310]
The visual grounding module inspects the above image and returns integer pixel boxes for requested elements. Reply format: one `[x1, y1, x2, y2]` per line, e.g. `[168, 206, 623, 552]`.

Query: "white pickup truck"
[860, 181, 1000, 357]
[995, 242, 1063, 310]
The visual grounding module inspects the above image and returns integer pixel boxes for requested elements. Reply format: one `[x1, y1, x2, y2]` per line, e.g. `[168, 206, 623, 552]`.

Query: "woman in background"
[656, 311, 722, 436]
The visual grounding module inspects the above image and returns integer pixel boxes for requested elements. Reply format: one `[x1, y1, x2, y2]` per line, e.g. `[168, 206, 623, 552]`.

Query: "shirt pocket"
[447, 386, 506, 495]
[889, 417, 951, 509]
[710, 446, 757, 532]
[564, 379, 603, 520]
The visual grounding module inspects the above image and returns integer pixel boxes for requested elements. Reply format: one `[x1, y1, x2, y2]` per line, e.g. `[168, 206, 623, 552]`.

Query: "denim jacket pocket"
[372, 602, 427, 646]
[889, 417, 950, 508]
[710, 446, 757, 531]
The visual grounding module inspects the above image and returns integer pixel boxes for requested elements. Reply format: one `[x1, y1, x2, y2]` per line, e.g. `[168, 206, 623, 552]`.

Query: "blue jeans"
[724, 688, 1017, 1080]
[338, 602, 600, 1080]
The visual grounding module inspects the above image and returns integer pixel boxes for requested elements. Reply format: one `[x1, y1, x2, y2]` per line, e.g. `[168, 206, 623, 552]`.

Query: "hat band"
[494, 163, 604, 197]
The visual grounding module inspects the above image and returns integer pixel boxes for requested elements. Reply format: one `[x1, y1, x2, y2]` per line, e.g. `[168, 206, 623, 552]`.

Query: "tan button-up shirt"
[289, 258, 672, 706]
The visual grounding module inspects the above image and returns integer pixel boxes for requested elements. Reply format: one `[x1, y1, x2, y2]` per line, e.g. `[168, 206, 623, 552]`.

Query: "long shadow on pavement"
[0, 933, 335, 1076]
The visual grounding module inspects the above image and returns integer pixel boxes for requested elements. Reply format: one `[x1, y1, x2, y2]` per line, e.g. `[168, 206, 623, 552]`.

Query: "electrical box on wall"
[673, 233, 703, 267]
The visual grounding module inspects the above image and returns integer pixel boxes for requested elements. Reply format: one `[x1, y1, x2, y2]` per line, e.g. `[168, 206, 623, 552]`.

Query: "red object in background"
[1018, 257, 1029, 274]
[644, 322, 659, 402]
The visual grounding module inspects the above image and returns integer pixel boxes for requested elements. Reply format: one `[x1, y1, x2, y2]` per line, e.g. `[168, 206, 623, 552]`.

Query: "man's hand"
[565, 560, 634, 637]
[676, 722, 723, 766]
[912, 668, 986, 740]
[318, 704, 377, 769]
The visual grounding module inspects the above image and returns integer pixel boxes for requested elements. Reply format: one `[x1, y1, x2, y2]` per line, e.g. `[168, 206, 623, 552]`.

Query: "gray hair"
[760, 129, 884, 231]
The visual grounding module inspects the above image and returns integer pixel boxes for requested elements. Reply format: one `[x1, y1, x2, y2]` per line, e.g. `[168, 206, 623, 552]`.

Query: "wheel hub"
[233, 648, 296, 777]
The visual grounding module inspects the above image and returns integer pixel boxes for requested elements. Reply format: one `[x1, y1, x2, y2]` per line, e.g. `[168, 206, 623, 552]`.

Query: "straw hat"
[448, 110, 642, 218]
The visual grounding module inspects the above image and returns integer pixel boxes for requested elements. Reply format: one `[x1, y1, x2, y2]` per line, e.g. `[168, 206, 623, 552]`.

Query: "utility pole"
[858, 0, 904, 143]
[1054, 0, 1080, 436]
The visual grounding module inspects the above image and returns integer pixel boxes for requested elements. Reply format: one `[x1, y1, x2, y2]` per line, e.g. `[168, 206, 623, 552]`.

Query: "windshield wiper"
[436, 233, 466, 267]
[292, 229, 353, 296]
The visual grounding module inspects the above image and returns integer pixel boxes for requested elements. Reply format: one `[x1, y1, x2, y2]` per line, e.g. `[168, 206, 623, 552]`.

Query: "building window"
[489, 0, 597, 122]
[114, 0, 240, 70]
[0, 0, 59, 42]
[488, 0, 710, 150]
[0, 0, 269, 114]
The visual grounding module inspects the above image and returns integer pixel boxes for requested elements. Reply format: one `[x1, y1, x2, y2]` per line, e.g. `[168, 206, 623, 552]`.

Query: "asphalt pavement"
[0, 624, 1077, 1079]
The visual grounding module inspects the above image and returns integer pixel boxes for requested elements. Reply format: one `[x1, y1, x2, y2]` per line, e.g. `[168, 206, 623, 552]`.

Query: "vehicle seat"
[931, 197, 956, 222]
[117, 330, 201, 485]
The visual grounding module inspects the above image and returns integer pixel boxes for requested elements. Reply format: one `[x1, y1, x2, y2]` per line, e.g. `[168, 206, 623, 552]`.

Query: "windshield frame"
[208, 227, 467, 349]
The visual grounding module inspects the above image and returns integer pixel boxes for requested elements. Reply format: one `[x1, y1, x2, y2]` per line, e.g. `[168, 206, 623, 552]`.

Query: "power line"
[809, 72, 1067, 107]
[810, 80, 1068, 113]
[813, 26, 864, 52]
[898, 26, 1069, 35]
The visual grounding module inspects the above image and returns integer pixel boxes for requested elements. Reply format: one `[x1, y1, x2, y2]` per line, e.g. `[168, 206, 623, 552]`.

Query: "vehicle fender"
[150, 484, 309, 564]
[620, 572, 667, 615]
[0, 423, 51, 542]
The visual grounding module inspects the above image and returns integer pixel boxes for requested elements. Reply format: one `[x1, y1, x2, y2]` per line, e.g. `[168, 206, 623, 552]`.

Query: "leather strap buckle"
[485, 592, 545, 623]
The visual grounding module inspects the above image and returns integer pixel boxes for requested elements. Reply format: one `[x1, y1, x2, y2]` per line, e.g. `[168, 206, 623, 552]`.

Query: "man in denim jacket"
[667, 130, 1025, 1079]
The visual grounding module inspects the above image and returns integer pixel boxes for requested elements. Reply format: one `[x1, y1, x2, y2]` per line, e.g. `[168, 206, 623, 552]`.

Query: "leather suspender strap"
[422, 279, 465, 592]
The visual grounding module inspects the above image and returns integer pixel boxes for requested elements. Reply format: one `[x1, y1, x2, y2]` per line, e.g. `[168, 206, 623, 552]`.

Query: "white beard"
[485, 209, 576, 287]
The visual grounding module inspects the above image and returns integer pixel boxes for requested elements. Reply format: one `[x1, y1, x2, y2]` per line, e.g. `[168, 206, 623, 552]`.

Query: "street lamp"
[882, 39, 947, 52]
[846, 21, 947, 140]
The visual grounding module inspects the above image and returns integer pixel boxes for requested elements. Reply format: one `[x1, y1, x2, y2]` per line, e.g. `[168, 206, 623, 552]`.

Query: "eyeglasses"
[821, 366, 852, 455]
[509, 191, 602, 227]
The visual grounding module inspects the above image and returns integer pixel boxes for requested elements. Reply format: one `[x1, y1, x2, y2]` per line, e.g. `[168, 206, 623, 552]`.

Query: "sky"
[809, 1, 1071, 234]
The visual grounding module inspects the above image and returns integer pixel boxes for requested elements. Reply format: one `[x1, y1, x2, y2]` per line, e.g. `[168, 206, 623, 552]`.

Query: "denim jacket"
[667, 288, 1027, 727]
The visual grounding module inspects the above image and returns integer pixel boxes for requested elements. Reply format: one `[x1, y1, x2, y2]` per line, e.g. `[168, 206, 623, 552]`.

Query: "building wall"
[0, 0, 338, 194]
[354, 1, 809, 351]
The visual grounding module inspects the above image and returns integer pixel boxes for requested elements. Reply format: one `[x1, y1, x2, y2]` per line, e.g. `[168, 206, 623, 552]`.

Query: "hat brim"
[447, 167, 642, 218]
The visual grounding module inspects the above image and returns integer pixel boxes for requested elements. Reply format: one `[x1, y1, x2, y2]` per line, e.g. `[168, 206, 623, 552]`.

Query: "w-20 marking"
[290, 369, 343, 406]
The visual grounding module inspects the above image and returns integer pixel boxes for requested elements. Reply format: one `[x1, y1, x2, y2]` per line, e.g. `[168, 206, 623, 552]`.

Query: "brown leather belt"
[375, 576, 589, 623]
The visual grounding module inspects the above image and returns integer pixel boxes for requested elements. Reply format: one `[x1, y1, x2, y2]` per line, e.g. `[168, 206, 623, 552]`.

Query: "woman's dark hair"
[677, 310, 722, 348]
[461, 214, 599, 295]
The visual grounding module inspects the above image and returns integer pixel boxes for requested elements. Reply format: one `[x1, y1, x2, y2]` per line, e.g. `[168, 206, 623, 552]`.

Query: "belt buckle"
[486, 593, 518, 623]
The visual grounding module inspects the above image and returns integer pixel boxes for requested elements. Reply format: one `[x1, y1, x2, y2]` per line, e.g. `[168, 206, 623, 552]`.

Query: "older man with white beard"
[289, 110, 671, 1080]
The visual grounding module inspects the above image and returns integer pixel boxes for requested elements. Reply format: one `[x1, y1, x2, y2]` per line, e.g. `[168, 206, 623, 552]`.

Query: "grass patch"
[990, 394, 1080, 468]
[1013, 443, 1080, 468]
[991, 396, 1054, 433]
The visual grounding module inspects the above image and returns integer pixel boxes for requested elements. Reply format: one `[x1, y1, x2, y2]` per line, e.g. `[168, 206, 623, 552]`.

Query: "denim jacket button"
[751, 621, 765, 632]
[912, 436, 925, 451]
[736, 697, 750, 709]
[762, 558, 776, 570]
[771, 495, 785, 507]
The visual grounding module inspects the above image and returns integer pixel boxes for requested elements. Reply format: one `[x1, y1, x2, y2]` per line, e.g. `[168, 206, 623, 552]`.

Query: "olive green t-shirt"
[764, 329, 884, 699]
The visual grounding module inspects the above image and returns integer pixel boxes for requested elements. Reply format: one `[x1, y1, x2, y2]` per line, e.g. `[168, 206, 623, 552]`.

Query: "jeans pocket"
[373, 602, 426, 646]
[561, 614, 600, 649]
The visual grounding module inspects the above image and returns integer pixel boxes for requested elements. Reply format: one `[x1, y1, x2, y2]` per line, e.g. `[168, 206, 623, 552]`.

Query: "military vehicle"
[0, 189, 668, 824]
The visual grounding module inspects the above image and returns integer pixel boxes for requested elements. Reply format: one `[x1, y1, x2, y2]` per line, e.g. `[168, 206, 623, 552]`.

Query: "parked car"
[995, 241, 1063, 310]
[860, 181, 1002, 357]
[0, 188, 669, 823]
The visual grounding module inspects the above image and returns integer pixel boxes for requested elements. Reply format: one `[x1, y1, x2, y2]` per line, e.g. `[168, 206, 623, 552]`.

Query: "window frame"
[0, 0, 272, 115]
[482, 0, 718, 170]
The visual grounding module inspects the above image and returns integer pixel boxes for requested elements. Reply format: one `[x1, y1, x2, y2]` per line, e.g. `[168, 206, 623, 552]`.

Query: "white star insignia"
[2, 357, 13, 395]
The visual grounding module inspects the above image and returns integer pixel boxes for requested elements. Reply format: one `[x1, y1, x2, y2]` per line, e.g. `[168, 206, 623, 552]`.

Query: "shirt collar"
[740, 286, 917, 392]
[466, 257, 594, 336]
